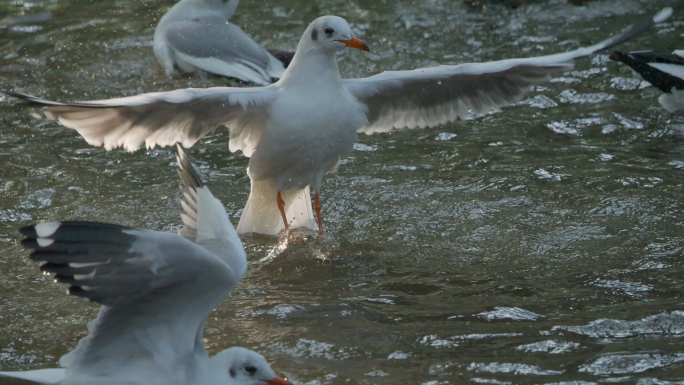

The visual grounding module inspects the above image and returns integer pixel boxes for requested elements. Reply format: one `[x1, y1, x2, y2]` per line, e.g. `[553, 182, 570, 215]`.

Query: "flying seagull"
[5, 7, 675, 237]
[610, 49, 684, 113]
[155, 0, 291, 85]
[0, 146, 291, 385]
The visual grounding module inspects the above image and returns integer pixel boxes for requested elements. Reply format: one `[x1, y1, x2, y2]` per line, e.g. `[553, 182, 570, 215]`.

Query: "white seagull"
[6, 7, 675, 237]
[154, 0, 290, 85]
[610, 49, 684, 113]
[0, 147, 291, 385]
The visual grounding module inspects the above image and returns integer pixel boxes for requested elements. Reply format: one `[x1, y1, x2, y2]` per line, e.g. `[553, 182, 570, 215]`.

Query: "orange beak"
[265, 377, 292, 385]
[338, 36, 370, 52]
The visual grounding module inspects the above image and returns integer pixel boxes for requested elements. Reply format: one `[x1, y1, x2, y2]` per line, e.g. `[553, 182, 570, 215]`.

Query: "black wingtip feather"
[176, 145, 204, 189]
[21, 238, 41, 249]
[68, 286, 92, 300]
[21, 221, 135, 246]
[39, 262, 72, 276]
[625, 50, 684, 65]
[55, 275, 80, 286]
[609, 51, 627, 62]
[19, 224, 38, 238]
[3, 91, 33, 101]
[3, 91, 55, 106]
[610, 48, 684, 93]
[30, 250, 62, 262]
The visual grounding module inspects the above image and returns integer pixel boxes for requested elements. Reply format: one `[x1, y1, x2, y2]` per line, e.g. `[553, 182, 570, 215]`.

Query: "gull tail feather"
[236, 179, 316, 236]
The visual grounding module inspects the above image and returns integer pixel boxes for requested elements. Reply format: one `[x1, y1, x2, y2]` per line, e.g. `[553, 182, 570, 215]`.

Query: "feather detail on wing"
[20, 221, 234, 307]
[344, 5, 675, 134]
[5, 86, 276, 156]
[19, 220, 242, 379]
[165, 18, 284, 85]
[175, 145, 247, 267]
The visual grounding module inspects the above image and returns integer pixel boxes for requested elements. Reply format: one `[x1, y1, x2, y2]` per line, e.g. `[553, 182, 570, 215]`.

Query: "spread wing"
[165, 18, 284, 84]
[343, 5, 675, 134]
[21, 221, 240, 372]
[18, 149, 247, 372]
[21, 222, 238, 308]
[5, 85, 278, 157]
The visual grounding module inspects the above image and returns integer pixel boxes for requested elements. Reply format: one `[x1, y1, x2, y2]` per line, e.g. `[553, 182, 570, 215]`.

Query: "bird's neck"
[279, 49, 343, 89]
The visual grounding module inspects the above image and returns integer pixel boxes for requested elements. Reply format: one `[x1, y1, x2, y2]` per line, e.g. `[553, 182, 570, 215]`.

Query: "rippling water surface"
[1, 0, 684, 383]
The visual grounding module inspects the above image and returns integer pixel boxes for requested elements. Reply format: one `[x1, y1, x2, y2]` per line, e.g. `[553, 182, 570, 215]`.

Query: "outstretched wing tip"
[4, 91, 60, 107]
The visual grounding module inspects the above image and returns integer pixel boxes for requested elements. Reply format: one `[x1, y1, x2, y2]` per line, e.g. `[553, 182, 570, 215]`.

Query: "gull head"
[303, 15, 369, 53]
[213, 347, 291, 385]
[198, 0, 239, 19]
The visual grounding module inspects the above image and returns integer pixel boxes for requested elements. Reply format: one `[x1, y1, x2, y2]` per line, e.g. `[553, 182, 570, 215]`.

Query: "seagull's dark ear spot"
[229, 368, 236, 378]
[311, 28, 318, 41]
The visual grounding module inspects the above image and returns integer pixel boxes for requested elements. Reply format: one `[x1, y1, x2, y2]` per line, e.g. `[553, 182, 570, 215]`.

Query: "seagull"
[0, 147, 291, 385]
[5, 7, 675, 237]
[155, 0, 291, 85]
[610, 49, 684, 113]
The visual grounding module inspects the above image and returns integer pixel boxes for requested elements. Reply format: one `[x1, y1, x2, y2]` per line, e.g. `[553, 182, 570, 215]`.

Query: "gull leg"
[277, 191, 291, 237]
[314, 193, 324, 236]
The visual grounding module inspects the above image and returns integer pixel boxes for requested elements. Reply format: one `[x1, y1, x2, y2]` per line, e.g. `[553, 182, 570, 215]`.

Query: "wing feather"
[5, 86, 276, 155]
[345, 5, 675, 134]
[175, 145, 247, 269]
[19, 217, 244, 374]
[165, 18, 284, 84]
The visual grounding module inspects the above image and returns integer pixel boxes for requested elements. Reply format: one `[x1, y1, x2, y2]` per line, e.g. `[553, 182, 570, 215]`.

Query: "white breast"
[248, 85, 368, 192]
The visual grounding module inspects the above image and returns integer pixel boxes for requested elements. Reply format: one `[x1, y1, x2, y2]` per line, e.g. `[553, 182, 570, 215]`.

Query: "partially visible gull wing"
[165, 18, 285, 85]
[19, 221, 235, 368]
[176, 144, 244, 259]
[20, 221, 240, 308]
[344, 5, 676, 134]
[4, 86, 277, 156]
[19, 221, 243, 376]
[610, 49, 684, 112]
[14, 146, 248, 379]
[610, 50, 684, 93]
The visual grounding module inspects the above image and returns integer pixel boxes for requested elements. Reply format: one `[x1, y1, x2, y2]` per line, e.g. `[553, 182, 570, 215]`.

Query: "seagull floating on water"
[0, 147, 291, 385]
[610, 49, 684, 113]
[155, 0, 292, 85]
[5, 7, 675, 237]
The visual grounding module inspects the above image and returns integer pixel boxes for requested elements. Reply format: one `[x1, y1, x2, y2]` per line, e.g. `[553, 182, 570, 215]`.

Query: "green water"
[1, 0, 684, 383]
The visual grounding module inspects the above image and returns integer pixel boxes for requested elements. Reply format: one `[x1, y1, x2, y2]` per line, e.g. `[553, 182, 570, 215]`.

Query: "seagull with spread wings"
[0, 147, 291, 385]
[6, 6, 675, 237]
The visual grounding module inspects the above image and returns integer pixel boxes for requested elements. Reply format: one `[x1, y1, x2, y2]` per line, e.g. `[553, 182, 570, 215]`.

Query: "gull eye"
[323, 27, 334, 36]
[245, 365, 257, 376]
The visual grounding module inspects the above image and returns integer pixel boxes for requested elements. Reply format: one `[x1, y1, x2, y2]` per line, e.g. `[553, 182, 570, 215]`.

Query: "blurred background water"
[1, 0, 684, 383]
